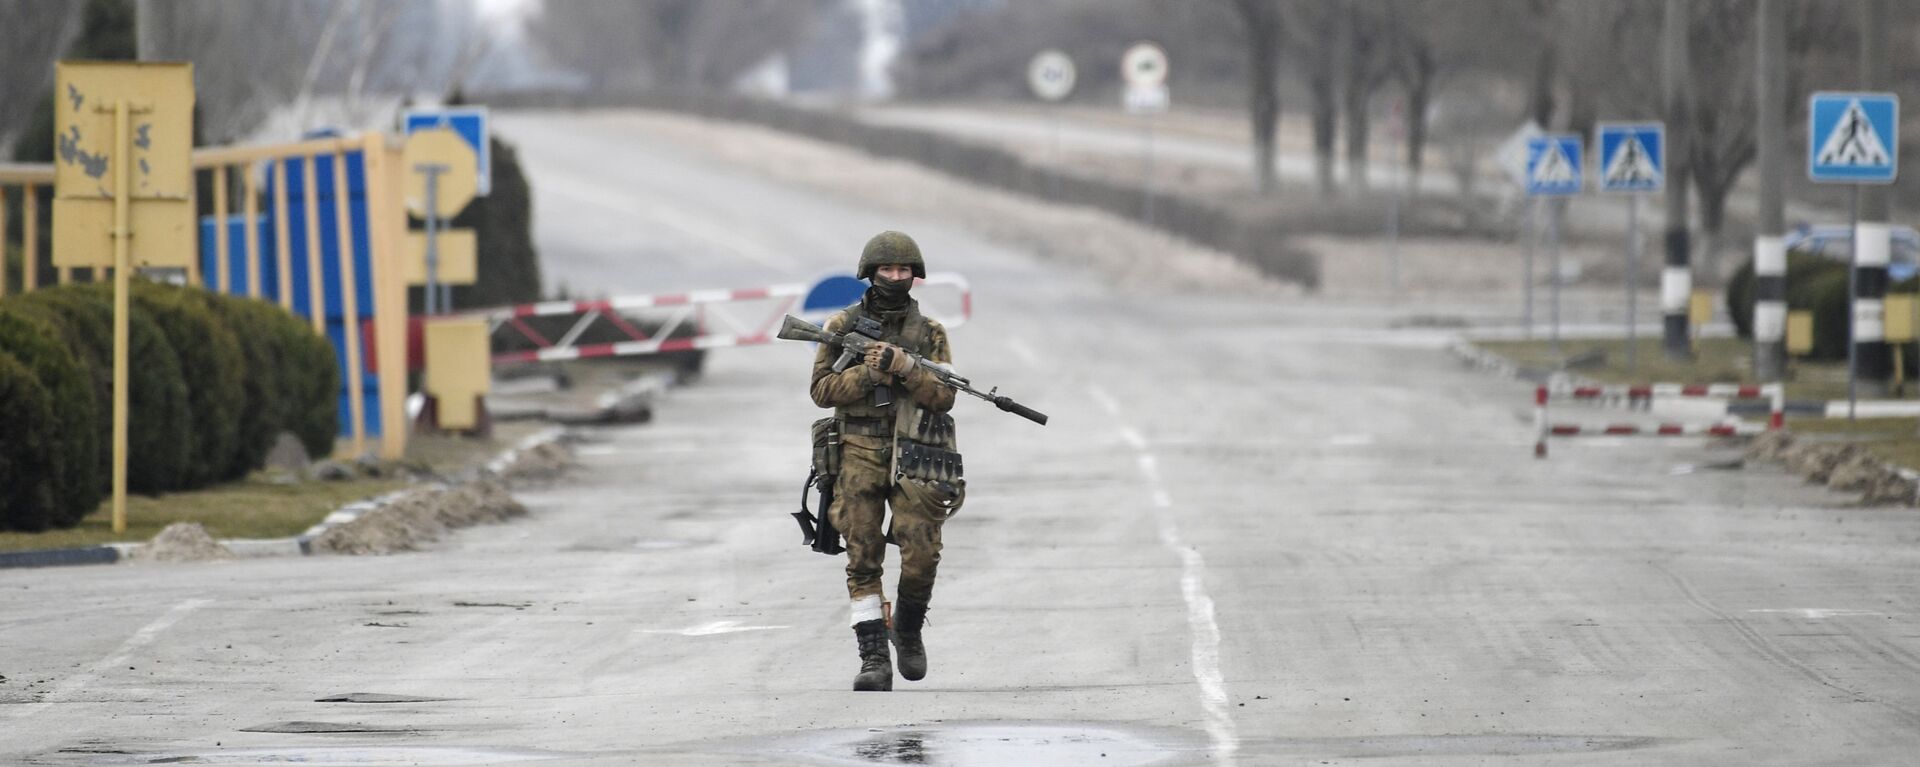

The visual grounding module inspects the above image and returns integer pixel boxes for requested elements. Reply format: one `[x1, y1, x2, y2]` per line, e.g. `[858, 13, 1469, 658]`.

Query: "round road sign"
[403, 128, 479, 219]
[1027, 50, 1077, 102]
[1122, 42, 1168, 87]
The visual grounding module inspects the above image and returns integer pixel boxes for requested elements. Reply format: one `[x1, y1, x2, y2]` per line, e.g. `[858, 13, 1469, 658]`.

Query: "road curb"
[0, 427, 571, 570]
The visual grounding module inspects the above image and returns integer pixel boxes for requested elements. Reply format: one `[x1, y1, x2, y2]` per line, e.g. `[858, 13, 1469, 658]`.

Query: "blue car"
[1785, 224, 1920, 281]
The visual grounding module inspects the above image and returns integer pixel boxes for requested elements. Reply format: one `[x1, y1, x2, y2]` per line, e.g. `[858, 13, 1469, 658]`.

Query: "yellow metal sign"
[1787, 310, 1814, 356]
[52, 61, 195, 268]
[404, 228, 477, 285]
[424, 318, 491, 430]
[1688, 291, 1715, 328]
[1885, 294, 1917, 343]
[402, 129, 478, 219]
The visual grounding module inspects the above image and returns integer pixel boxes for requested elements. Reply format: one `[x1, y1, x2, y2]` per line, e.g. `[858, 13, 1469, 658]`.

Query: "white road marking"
[639, 620, 791, 636]
[1007, 338, 1041, 367]
[5, 598, 211, 724]
[1090, 385, 1238, 765]
[1748, 608, 1883, 619]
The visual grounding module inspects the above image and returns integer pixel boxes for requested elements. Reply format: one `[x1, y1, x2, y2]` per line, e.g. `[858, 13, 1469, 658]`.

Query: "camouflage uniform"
[808, 295, 956, 608]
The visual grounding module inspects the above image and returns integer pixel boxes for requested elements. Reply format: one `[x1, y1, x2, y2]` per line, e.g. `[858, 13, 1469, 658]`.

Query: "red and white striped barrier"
[471, 274, 971, 367]
[1534, 381, 1783, 458]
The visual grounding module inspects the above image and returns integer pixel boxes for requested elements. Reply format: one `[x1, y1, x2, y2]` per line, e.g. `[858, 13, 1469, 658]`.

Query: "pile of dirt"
[494, 440, 574, 483]
[1781, 442, 1868, 483]
[1745, 431, 1795, 462]
[1751, 435, 1920, 506]
[310, 479, 526, 555]
[134, 523, 234, 562]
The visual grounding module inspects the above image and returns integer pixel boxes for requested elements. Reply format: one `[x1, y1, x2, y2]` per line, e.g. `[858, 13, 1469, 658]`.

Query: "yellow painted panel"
[402, 129, 478, 218]
[424, 318, 491, 430]
[404, 228, 478, 285]
[53, 62, 195, 201]
[1886, 294, 1917, 343]
[1689, 291, 1714, 328]
[51, 196, 194, 267]
[1787, 310, 1815, 356]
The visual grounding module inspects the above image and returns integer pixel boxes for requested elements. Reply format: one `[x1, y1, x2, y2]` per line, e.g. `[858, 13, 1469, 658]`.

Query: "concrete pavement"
[3, 110, 1919, 765]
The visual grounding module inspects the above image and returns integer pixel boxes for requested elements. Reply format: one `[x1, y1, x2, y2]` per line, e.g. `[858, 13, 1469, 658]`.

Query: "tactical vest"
[832, 298, 935, 425]
[827, 296, 965, 516]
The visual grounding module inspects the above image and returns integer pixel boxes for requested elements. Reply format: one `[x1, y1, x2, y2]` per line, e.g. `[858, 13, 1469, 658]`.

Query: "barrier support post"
[1534, 384, 1549, 459]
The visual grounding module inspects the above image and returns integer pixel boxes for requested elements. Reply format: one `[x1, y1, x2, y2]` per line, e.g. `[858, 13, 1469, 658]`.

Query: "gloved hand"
[866, 344, 916, 376]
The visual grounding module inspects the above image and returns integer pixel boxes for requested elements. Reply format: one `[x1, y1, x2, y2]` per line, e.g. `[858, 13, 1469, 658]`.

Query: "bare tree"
[527, 0, 832, 92]
[0, 2, 83, 156]
[1229, 0, 1282, 194]
[1377, 3, 1437, 195]
[1283, 0, 1341, 197]
[1340, 1, 1395, 194]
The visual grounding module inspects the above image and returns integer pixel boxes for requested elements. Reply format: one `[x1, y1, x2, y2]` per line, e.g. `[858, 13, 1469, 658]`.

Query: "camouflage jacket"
[808, 295, 955, 420]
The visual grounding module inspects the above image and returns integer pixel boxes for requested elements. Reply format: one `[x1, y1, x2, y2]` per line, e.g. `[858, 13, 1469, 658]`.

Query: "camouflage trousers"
[831, 434, 947, 606]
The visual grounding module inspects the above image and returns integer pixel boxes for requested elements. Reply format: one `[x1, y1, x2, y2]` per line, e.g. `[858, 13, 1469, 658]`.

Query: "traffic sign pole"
[418, 164, 447, 315]
[110, 99, 131, 535]
[1849, 186, 1860, 420]
[1627, 195, 1640, 373]
[1549, 198, 1563, 357]
[1807, 92, 1899, 415]
[1524, 200, 1536, 337]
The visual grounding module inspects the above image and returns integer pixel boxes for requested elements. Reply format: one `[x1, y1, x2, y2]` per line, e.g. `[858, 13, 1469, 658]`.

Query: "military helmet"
[858, 230, 926, 280]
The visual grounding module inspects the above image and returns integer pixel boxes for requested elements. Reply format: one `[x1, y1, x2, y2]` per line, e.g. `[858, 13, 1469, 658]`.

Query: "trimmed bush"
[127, 283, 246, 487]
[0, 352, 59, 531]
[23, 285, 193, 494]
[0, 280, 337, 526]
[0, 305, 100, 527]
[1726, 250, 1846, 340]
[207, 295, 336, 468]
[274, 313, 339, 459]
[201, 296, 284, 479]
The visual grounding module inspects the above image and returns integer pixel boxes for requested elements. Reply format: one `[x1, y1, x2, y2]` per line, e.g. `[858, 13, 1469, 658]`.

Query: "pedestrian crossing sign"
[1525, 134, 1583, 196]
[1809, 92, 1898, 184]
[1595, 122, 1664, 193]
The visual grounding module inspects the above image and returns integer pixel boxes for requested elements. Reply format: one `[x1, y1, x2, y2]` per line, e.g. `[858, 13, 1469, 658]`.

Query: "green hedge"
[125, 283, 246, 488]
[0, 306, 100, 527]
[0, 281, 339, 530]
[15, 286, 194, 493]
[0, 353, 57, 531]
[1725, 251, 1860, 362]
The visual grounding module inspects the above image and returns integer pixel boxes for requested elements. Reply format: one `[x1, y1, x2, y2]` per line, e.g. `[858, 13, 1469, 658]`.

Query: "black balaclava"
[867, 274, 912, 312]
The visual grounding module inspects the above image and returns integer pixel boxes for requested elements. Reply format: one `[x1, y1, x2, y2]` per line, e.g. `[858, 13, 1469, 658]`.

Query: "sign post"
[402, 129, 479, 315]
[1596, 122, 1666, 374]
[1121, 42, 1168, 226]
[1027, 50, 1076, 199]
[1525, 134, 1584, 356]
[1808, 92, 1899, 421]
[51, 62, 194, 535]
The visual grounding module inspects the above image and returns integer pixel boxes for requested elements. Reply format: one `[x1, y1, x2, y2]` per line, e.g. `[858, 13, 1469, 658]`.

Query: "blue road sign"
[1525, 134, 1583, 196]
[404, 106, 492, 195]
[803, 274, 866, 314]
[1595, 122, 1665, 193]
[1809, 92, 1898, 184]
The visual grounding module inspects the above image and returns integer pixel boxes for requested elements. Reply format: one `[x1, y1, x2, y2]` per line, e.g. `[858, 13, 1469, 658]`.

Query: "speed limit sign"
[1028, 50, 1076, 102]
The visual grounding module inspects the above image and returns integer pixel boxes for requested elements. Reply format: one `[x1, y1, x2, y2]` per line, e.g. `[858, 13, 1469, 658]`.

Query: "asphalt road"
[5, 110, 1920, 766]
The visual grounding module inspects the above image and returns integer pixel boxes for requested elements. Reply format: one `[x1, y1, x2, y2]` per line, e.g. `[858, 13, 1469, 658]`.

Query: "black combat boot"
[852, 619, 893, 691]
[891, 599, 928, 681]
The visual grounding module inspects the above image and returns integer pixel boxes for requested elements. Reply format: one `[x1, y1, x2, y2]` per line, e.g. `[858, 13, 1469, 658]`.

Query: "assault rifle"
[777, 315, 1050, 425]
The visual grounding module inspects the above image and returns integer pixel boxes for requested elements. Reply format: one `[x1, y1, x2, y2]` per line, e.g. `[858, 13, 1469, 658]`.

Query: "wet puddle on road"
[736, 721, 1190, 766]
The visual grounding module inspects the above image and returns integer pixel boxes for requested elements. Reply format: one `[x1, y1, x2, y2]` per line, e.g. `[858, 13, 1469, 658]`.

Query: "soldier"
[809, 230, 958, 692]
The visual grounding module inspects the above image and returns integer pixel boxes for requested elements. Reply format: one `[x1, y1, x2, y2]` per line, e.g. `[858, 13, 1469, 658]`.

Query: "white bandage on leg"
[849, 594, 884, 627]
